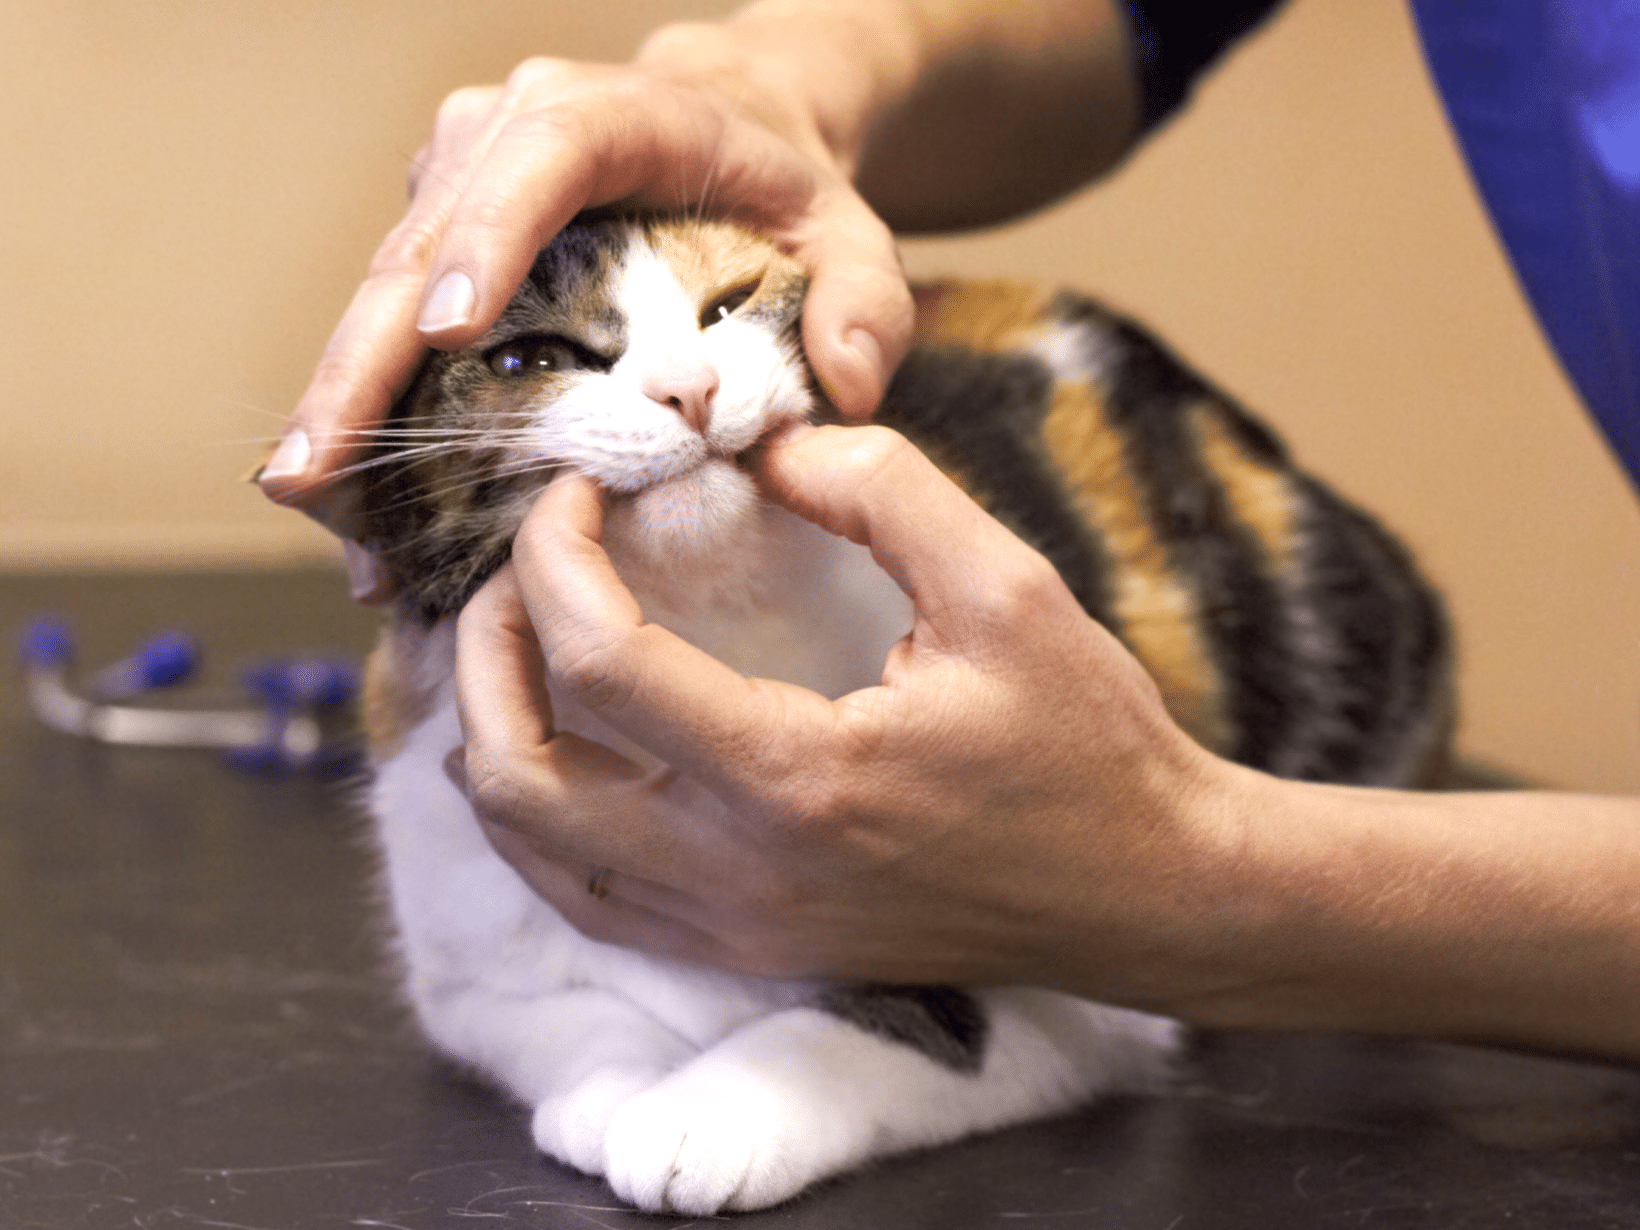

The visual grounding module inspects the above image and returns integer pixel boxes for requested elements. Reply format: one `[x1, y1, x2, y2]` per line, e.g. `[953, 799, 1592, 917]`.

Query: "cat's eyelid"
[483, 333, 615, 377]
[699, 278, 762, 330]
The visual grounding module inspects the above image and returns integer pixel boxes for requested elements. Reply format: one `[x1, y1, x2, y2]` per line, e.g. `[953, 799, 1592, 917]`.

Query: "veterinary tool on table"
[18, 615, 361, 773]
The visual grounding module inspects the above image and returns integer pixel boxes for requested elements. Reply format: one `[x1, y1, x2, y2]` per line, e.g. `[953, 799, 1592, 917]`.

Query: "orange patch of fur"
[648, 220, 801, 317]
[1041, 380, 1232, 755]
[911, 281, 1055, 353]
[1189, 403, 1297, 569]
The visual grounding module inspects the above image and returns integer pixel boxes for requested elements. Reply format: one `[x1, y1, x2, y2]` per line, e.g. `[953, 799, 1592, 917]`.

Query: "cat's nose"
[642, 357, 718, 435]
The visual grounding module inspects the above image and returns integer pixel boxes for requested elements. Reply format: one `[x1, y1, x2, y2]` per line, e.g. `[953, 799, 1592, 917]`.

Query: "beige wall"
[4, 1, 1637, 793]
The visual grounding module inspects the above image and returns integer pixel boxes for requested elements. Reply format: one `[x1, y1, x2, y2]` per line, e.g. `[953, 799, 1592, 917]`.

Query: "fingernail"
[343, 538, 398, 605]
[419, 270, 476, 333]
[260, 428, 312, 482]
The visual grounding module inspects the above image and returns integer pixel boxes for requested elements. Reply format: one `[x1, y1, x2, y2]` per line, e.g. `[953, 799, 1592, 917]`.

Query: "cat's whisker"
[355, 453, 571, 515]
[691, 81, 750, 226]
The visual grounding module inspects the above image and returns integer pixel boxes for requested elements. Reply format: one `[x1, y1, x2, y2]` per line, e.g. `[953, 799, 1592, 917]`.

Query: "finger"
[756, 425, 1077, 654]
[408, 84, 497, 200]
[417, 70, 814, 350]
[260, 85, 518, 522]
[476, 821, 735, 965]
[787, 187, 914, 421]
[453, 552, 749, 876]
[455, 563, 685, 867]
[456, 561, 558, 754]
[509, 473, 836, 790]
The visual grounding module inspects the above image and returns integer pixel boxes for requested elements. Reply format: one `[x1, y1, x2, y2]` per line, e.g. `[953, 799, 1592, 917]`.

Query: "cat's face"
[359, 219, 813, 615]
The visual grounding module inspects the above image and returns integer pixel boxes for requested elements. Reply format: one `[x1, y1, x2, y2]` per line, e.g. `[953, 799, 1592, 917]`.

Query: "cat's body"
[357, 219, 1451, 1214]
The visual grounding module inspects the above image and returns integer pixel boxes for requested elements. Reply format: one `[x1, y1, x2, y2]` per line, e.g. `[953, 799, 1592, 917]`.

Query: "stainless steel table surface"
[4, 570, 1639, 1230]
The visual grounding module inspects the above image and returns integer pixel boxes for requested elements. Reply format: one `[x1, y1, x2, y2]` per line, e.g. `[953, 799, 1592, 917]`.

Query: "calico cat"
[354, 218, 1451, 1214]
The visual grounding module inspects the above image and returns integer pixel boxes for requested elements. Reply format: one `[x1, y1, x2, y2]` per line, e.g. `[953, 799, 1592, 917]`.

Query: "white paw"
[531, 1068, 667, 1177]
[602, 1076, 824, 1214]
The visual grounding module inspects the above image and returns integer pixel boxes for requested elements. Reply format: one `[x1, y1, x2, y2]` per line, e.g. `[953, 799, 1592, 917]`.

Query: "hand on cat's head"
[259, 35, 913, 562]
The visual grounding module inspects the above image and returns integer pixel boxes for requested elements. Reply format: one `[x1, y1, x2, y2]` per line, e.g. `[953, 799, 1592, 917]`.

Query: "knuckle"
[768, 757, 851, 839]
[462, 747, 527, 828]
[305, 349, 397, 420]
[368, 212, 444, 279]
[436, 84, 497, 123]
[502, 55, 574, 95]
[545, 633, 633, 715]
[468, 189, 522, 239]
[492, 103, 589, 159]
[978, 549, 1067, 627]
[635, 21, 727, 65]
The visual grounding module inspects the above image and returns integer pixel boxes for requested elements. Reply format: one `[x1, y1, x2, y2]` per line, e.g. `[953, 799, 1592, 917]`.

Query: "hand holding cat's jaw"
[452, 425, 1239, 996]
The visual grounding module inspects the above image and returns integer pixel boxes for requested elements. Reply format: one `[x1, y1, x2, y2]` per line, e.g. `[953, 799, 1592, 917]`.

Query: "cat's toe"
[532, 1069, 666, 1178]
[602, 1082, 814, 1214]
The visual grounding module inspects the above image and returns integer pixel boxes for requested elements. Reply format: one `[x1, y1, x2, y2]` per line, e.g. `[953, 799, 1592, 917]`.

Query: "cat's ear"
[343, 540, 400, 605]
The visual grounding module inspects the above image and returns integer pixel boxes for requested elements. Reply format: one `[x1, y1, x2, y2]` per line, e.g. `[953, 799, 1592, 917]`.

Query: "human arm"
[257, 0, 1140, 540]
[454, 424, 1640, 1063]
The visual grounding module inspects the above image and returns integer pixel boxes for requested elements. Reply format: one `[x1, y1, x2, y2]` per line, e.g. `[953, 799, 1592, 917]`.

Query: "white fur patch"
[528, 236, 810, 517]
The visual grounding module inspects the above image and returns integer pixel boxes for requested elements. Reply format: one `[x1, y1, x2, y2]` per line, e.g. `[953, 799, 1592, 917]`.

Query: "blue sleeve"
[1118, 0, 1287, 131]
[1410, 1, 1640, 490]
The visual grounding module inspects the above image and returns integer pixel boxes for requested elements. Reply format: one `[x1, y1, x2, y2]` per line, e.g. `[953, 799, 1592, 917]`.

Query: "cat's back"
[885, 281, 1452, 787]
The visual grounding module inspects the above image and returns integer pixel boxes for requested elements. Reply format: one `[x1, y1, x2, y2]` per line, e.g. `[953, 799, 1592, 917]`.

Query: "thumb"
[792, 191, 913, 421]
[756, 425, 1075, 655]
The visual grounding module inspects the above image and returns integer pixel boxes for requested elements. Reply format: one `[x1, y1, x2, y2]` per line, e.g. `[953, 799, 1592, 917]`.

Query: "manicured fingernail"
[419, 270, 476, 333]
[259, 428, 312, 482]
[342, 539, 397, 605]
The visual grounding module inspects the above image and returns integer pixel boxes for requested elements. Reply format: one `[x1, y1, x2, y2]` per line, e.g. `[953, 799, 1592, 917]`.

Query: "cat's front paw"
[532, 1068, 668, 1178]
[602, 1075, 828, 1214]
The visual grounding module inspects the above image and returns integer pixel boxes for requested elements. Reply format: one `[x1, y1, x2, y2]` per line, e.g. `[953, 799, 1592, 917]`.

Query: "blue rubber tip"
[19, 616, 74, 669]
[241, 657, 360, 709]
[132, 631, 199, 690]
[289, 657, 361, 708]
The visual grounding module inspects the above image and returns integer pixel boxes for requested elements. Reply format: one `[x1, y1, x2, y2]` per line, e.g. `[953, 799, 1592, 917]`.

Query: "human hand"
[451, 424, 1247, 1009]
[257, 15, 915, 567]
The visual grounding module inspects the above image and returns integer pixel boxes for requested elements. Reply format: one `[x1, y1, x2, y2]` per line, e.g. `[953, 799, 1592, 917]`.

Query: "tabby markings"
[1041, 379, 1232, 755]
[1189, 403, 1299, 570]
[910, 281, 1057, 353]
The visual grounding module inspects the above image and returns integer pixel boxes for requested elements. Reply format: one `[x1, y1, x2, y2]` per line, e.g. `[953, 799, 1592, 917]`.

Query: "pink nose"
[642, 357, 718, 434]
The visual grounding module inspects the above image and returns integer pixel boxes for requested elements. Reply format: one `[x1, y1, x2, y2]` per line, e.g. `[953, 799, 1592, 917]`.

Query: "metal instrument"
[18, 615, 361, 773]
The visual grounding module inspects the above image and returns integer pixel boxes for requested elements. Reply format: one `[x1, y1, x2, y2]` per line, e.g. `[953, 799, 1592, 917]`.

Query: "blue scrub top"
[1410, 3, 1640, 489]
[1126, 0, 1640, 490]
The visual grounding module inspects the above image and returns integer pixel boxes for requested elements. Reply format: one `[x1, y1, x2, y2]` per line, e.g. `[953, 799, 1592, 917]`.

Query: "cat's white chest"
[556, 492, 911, 767]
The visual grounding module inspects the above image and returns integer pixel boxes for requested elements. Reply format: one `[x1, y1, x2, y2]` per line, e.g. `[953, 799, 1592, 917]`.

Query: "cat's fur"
[356, 218, 1452, 1214]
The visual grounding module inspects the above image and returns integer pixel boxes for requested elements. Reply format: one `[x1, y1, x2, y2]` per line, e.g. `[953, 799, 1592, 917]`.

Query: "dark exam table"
[4, 570, 1639, 1229]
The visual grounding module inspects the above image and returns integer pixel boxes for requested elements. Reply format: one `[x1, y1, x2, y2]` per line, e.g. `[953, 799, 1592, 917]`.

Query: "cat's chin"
[601, 458, 769, 612]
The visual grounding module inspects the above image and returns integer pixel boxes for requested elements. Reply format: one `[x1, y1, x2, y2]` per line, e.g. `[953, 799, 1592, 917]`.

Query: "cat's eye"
[700, 280, 760, 329]
[485, 336, 607, 378]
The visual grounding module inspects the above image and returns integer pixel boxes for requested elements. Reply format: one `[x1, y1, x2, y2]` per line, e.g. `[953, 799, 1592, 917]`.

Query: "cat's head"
[357, 219, 814, 617]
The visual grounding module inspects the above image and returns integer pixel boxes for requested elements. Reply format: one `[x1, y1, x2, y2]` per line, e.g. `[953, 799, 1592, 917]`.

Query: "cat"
[352, 217, 1452, 1214]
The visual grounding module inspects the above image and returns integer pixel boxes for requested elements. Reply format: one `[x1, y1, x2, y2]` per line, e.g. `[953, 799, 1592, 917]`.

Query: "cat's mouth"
[593, 417, 803, 499]
[730, 414, 812, 477]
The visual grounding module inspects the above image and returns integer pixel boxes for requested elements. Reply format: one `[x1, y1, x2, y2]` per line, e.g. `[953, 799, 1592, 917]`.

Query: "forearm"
[1158, 769, 1640, 1060]
[638, 0, 1141, 233]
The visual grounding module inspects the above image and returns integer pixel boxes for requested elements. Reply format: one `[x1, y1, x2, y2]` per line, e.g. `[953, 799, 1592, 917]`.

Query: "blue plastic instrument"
[18, 615, 361, 773]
